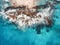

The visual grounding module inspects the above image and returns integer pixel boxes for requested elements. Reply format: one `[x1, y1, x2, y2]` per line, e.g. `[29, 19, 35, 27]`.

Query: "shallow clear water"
[0, 0, 60, 45]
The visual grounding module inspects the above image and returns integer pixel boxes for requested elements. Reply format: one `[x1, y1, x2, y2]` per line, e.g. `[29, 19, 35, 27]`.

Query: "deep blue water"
[0, 0, 60, 45]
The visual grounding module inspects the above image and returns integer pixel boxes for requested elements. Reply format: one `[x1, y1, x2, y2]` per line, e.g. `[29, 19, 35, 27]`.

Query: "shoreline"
[0, 6, 53, 31]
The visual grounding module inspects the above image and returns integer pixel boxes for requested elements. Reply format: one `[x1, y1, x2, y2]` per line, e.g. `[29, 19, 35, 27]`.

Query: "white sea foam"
[0, 6, 53, 31]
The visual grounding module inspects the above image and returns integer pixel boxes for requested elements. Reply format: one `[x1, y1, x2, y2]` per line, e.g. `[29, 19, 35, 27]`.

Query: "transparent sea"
[0, 0, 60, 45]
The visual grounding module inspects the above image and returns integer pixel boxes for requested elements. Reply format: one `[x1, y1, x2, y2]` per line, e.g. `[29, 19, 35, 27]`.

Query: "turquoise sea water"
[0, 0, 60, 45]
